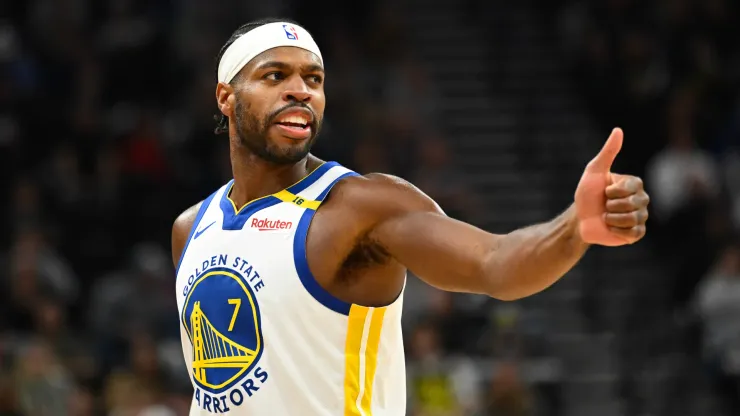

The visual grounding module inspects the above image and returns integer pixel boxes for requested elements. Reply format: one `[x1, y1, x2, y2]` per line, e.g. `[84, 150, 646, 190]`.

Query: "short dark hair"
[213, 17, 302, 135]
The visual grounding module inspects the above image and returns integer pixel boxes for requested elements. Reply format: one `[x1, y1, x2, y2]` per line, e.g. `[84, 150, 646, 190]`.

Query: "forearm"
[484, 204, 589, 300]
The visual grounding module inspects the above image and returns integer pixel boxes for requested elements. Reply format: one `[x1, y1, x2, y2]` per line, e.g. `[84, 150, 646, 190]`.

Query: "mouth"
[273, 108, 313, 140]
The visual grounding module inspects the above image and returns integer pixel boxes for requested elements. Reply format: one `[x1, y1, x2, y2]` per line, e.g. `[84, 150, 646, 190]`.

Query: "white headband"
[217, 22, 323, 84]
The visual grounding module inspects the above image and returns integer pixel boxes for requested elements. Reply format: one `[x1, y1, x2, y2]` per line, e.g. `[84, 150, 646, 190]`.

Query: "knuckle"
[634, 225, 646, 238]
[628, 195, 638, 208]
[610, 199, 626, 211]
[607, 213, 625, 226]
[618, 224, 646, 244]
[640, 209, 649, 223]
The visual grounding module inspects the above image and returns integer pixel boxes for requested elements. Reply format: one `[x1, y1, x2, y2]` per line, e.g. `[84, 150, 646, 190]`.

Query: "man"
[171, 18, 650, 416]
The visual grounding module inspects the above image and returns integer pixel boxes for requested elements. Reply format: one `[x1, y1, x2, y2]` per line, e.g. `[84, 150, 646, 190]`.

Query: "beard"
[233, 97, 321, 165]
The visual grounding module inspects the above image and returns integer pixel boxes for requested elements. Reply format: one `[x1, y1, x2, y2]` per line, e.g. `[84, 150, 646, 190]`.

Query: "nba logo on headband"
[282, 24, 299, 40]
[217, 22, 322, 83]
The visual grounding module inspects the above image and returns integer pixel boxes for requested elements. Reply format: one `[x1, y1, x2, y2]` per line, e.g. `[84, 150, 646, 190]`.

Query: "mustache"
[267, 103, 319, 130]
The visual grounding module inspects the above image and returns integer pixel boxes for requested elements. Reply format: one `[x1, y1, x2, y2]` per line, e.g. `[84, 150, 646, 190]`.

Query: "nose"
[281, 76, 312, 103]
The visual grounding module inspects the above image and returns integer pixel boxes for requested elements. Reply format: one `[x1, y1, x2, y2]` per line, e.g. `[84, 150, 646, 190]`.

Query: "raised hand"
[574, 128, 650, 246]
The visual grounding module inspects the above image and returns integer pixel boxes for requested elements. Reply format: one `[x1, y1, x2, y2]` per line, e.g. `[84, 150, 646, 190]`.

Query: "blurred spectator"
[43, 142, 84, 211]
[87, 242, 177, 346]
[646, 121, 719, 223]
[380, 54, 442, 133]
[484, 361, 534, 416]
[646, 98, 724, 309]
[721, 142, 740, 228]
[352, 135, 393, 175]
[411, 135, 480, 223]
[7, 228, 79, 331]
[9, 178, 42, 236]
[0, 374, 21, 416]
[14, 339, 75, 416]
[67, 387, 96, 416]
[694, 242, 740, 416]
[406, 322, 482, 416]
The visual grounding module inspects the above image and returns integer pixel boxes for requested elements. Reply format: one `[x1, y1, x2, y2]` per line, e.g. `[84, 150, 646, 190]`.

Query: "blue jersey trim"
[288, 161, 338, 194]
[176, 190, 218, 275]
[219, 162, 340, 231]
[292, 171, 359, 316]
[220, 193, 282, 230]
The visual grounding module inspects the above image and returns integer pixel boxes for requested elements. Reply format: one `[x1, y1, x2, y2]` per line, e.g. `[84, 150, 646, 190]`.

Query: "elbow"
[487, 286, 527, 302]
[492, 292, 526, 302]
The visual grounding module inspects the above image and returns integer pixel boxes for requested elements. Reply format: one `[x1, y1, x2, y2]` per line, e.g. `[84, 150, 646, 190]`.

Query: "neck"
[228, 141, 317, 208]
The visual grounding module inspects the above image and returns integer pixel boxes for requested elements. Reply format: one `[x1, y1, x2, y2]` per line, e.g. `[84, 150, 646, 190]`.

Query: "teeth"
[279, 115, 309, 125]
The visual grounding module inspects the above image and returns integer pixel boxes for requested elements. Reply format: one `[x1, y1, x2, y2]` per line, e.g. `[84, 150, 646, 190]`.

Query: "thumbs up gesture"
[574, 128, 650, 246]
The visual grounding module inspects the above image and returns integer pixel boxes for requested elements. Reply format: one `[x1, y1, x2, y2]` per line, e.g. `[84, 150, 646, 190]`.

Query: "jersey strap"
[292, 167, 360, 315]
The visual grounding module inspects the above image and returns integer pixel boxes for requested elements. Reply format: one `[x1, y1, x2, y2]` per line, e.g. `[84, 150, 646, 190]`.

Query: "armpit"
[336, 233, 392, 283]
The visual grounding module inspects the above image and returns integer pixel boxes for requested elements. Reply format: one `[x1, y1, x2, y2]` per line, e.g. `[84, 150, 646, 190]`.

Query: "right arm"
[171, 202, 203, 268]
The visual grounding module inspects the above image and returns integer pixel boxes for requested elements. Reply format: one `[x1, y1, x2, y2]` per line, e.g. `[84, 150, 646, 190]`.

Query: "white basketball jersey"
[175, 162, 407, 416]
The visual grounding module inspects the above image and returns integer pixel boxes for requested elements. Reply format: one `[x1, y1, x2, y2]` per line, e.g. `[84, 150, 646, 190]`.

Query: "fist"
[575, 128, 650, 246]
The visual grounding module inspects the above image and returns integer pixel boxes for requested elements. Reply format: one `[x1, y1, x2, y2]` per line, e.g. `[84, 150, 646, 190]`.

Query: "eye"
[307, 75, 323, 84]
[264, 72, 284, 81]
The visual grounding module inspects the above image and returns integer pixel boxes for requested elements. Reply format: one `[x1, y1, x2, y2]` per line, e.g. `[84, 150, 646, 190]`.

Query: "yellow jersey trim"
[225, 161, 328, 214]
[344, 305, 386, 415]
[273, 189, 321, 210]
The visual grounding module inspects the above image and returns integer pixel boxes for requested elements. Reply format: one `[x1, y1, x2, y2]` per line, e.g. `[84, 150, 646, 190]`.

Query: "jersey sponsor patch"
[250, 217, 293, 231]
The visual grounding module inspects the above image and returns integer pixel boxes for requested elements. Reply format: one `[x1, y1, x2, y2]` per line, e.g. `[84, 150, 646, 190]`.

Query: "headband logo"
[282, 24, 299, 40]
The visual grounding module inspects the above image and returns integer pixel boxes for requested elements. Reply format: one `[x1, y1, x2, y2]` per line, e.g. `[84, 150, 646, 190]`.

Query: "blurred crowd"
[1, 0, 739, 415]
[0, 0, 490, 415]
[553, 0, 740, 414]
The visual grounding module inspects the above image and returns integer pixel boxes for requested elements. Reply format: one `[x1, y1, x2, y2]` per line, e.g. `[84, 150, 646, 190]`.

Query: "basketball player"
[172, 18, 649, 415]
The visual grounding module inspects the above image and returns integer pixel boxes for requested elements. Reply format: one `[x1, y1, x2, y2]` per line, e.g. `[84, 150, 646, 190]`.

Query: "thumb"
[585, 128, 623, 173]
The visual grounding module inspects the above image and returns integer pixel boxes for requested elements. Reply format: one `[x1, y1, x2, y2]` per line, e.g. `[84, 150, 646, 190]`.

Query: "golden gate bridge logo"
[182, 268, 263, 393]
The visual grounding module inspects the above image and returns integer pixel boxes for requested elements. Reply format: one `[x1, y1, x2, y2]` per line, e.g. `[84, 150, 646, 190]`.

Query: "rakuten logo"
[251, 218, 293, 231]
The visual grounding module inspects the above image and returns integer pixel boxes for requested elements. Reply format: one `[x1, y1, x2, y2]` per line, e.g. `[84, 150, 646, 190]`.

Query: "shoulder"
[173, 201, 203, 235]
[171, 201, 204, 267]
[328, 172, 444, 224]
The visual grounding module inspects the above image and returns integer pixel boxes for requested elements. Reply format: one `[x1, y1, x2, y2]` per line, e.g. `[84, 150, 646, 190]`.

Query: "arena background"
[1, 0, 739, 415]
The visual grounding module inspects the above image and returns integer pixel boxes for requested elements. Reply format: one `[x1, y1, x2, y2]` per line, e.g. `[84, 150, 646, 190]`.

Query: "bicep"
[370, 210, 501, 295]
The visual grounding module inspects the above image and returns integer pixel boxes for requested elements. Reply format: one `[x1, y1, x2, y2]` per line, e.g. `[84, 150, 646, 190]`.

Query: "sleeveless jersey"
[175, 162, 407, 416]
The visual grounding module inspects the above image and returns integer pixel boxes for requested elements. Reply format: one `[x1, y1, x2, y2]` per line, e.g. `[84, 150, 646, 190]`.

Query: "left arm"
[367, 128, 648, 301]
[368, 183, 588, 301]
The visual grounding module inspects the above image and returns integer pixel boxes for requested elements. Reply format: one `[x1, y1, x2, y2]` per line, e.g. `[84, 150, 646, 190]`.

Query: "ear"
[216, 82, 235, 118]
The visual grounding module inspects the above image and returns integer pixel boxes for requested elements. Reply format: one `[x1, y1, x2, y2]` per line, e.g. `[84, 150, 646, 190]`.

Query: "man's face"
[221, 46, 325, 164]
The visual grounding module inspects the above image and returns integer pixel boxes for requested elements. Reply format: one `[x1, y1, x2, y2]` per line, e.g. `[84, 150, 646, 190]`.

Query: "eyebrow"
[254, 61, 325, 73]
